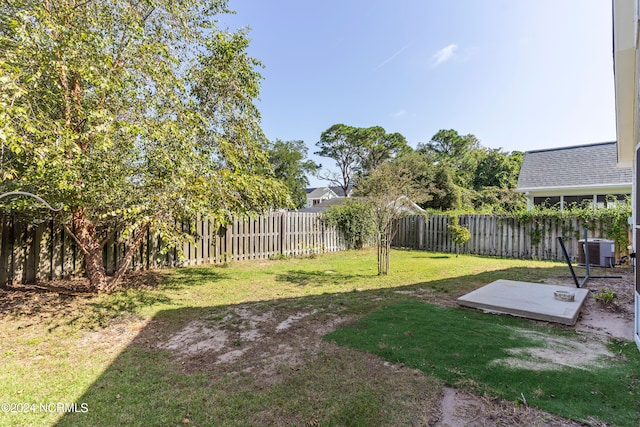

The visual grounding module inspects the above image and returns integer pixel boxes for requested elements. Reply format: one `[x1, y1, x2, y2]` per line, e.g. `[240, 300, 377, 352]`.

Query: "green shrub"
[323, 199, 375, 250]
[448, 215, 471, 256]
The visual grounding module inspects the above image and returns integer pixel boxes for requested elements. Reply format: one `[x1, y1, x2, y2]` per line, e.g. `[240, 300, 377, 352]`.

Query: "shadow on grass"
[156, 267, 230, 289]
[0, 267, 230, 331]
[274, 269, 371, 287]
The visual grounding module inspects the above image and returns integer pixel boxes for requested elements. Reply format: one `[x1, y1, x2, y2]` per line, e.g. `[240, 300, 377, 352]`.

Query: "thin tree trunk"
[378, 230, 391, 276]
[103, 223, 150, 292]
[377, 233, 384, 275]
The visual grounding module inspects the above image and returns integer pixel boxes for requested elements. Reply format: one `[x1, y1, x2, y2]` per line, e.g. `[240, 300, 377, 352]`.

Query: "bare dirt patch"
[576, 273, 635, 341]
[154, 303, 353, 381]
[148, 300, 444, 424]
[437, 386, 587, 427]
[490, 328, 614, 371]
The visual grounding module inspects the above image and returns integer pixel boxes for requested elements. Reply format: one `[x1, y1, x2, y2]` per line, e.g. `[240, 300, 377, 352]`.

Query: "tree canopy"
[266, 139, 320, 209]
[0, 0, 290, 291]
[417, 130, 524, 212]
[315, 124, 410, 194]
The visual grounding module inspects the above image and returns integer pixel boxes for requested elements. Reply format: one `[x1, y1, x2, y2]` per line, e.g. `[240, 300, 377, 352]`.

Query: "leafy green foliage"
[593, 288, 618, 304]
[316, 124, 362, 195]
[265, 139, 320, 208]
[473, 186, 527, 213]
[322, 199, 374, 250]
[0, 1, 290, 290]
[315, 123, 411, 194]
[355, 161, 430, 274]
[420, 129, 480, 188]
[447, 215, 471, 256]
[355, 126, 412, 177]
[416, 130, 524, 212]
[511, 202, 632, 254]
[472, 149, 523, 190]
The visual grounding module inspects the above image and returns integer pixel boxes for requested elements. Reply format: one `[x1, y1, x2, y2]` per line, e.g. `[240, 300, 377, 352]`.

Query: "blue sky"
[220, 1, 616, 187]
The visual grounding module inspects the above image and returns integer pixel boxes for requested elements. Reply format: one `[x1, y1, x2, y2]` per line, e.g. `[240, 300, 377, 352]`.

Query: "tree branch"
[60, 222, 90, 257]
[104, 221, 151, 291]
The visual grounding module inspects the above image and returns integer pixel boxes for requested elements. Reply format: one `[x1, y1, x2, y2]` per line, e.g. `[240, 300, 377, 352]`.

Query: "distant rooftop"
[305, 185, 352, 197]
[297, 197, 350, 213]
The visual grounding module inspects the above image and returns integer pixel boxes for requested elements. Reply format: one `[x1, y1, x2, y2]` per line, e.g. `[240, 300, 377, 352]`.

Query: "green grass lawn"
[0, 248, 632, 426]
[325, 300, 640, 426]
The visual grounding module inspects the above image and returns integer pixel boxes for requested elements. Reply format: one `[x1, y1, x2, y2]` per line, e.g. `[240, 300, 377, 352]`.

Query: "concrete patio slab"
[457, 279, 590, 326]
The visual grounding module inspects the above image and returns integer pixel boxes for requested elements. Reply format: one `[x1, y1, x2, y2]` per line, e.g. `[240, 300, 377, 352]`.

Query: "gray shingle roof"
[516, 142, 632, 190]
[329, 185, 352, 197]
[306, 187, 337, 199]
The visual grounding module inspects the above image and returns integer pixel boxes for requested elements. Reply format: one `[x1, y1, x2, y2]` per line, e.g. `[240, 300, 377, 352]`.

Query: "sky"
[219, 0, 616, 187]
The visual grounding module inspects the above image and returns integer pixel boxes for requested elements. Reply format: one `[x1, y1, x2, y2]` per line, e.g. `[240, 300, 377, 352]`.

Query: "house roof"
[329, 185, 352, 197]
[297, 197, 350, 212]
[297, 196, 426, 214]
[306, 187, 338, 199]
[516, 141, 632, 192]
[305, 185, 353, 198]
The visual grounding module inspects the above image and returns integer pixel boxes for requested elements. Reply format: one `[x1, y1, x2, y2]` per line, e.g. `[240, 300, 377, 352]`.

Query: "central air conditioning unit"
[577, 238, 615, 267]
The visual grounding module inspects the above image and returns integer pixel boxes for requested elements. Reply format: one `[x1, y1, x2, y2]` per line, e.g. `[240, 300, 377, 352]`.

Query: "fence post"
[280, 212, 286, 256]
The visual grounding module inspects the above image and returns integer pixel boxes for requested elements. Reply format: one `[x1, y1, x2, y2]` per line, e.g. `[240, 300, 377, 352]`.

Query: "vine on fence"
[509, 202, 632, 255]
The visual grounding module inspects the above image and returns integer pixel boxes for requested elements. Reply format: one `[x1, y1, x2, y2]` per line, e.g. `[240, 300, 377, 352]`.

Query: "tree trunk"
[103, 223, 150, 292]
[377, 231, 391, 275]
[68, 207, 153, 292]
[72, 208, 109, 292]
[384, 240, 390, 274]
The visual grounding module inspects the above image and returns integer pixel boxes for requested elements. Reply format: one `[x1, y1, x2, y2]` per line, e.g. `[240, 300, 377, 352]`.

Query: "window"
[596, 194, 629, 207]
[533, 196, 560, 208]
[563, 195, 593, 209]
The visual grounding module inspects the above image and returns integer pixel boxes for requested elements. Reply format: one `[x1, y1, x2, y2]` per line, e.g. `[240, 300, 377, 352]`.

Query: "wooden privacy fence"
[0, 212, 345, 285]
[3, 211, 630, 285]
[393, 214, 630, 262]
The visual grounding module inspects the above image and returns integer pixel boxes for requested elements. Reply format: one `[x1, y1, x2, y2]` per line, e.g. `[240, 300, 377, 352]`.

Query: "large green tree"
[0, 0, 289, 291]
[315, 124, 362, 196]
[355, 126, 411, 177]
[316, 123, 410, 194]
[419, 129, 480, 188]
[472, 148, 523, 190]
[266, 139, 320, 208]
[416, 130, 525, 211]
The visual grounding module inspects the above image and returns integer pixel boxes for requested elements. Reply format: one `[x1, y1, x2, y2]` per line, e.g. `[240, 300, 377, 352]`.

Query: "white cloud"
[432, 44, 458, 66]
[392, 109, 407, 118]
